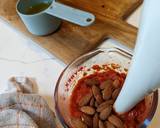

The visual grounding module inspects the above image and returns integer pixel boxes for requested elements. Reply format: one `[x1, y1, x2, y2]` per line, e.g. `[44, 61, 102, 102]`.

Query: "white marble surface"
[0, 18, 64, 109]
[0, 5, 159, 127]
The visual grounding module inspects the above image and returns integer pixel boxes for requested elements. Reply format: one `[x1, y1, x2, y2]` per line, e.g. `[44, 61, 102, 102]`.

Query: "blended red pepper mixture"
[69, 65, 147, 128]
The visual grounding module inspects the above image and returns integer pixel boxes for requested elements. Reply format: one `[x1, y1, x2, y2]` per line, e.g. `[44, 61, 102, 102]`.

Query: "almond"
[95, 94, 103, 104]
[108, 115, 124, 128]
[105, 121, 115, 128]
[85, 78, 99, 86]
[97, 100, 114, 112]
[92, 85, 103, 104]
[89, 97, 95, 107]
[81, 114, 92, 127]
[100, 80, 113, 89]
[71, 118, 87, 128]
[99, 120, 105, 128]
[113, 79, 120, 89]
[79, 92, 93, 106]
[80, 106, 95, 115]
[99, 105, 112, 120]
[96, 103, 108, 112]
[92, 85, 101, 96]
[112, 88, 121, 100]
[93, 113, 99, 128]
[102, 86, 113, 100]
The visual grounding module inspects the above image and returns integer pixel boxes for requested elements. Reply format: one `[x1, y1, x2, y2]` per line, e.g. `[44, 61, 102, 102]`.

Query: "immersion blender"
[114, 0, 160, 113]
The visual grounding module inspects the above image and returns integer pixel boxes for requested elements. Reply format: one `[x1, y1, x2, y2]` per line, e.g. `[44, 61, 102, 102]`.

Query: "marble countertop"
[0, 6, 159, 128]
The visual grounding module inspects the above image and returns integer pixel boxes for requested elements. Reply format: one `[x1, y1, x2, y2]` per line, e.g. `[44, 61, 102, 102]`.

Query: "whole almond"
[97, 100, 114, 112]
[99, 120, 105, 128]
[100, 80, 113, 89]
[96, 103, 108, 112]
[92, 85, 103, 104]
[105, 121, 115, 128]
[89, 97, 95, 107]
[81, 114, 92, 127]
[80, 106, 95, 115]
[79, 92, 93, 106]
[99, 105, 112, 120]
[108, 115, 124, 128]
[85, 78, 99, 86]
[102, 86, 113, 100]
[93, 113, 99, 128]
[113, 79, 120, 89]
[95, 94, 103, 104]
[71, 118, 87, 128]
[112, 88, 121, 100]
[92, 85, 101, 96]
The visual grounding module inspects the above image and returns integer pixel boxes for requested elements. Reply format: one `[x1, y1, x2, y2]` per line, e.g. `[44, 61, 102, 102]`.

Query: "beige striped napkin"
[0, 77, 56, 128]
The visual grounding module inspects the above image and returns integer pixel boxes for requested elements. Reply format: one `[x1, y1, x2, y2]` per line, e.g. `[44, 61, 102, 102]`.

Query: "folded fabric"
[0, 77, 56, 128]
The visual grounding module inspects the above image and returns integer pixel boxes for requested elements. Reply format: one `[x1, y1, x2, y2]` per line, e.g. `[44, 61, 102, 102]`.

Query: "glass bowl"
[54, 47, 158, 128]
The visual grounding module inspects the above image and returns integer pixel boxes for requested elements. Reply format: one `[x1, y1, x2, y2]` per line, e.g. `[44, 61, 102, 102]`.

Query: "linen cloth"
[0, 77, 56, 128]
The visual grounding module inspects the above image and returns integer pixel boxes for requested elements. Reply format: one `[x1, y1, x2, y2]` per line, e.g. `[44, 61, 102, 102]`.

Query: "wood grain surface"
[0, 0, 142, 64]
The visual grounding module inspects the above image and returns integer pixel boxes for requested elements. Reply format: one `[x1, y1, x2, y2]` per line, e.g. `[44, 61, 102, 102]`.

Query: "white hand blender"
[114, 0, 160, 113]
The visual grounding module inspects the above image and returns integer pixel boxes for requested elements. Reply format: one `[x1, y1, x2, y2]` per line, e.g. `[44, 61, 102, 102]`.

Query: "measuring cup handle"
[45, 2, 95, 26]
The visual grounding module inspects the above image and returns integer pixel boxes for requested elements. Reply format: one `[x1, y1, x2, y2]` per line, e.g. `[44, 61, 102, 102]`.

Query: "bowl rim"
[54, 48, 159, 128]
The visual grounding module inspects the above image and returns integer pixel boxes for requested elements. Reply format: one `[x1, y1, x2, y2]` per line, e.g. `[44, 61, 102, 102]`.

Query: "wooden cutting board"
[0, 0, 142, 64]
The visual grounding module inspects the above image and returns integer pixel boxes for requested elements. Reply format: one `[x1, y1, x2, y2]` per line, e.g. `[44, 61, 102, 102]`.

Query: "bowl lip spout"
[54, 47, 159, 128]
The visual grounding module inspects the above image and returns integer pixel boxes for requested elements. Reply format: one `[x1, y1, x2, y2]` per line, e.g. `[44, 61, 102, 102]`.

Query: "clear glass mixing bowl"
[54, 47, 158, 128]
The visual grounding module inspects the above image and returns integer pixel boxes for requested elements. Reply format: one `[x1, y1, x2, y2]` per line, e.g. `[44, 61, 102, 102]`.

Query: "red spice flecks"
[102, 64, 111, 70]
[87, 68, 91, 71]
[92, 65, 101, 71]
[78, 66, 85, 72]
[65, 83, 69, 87]
[111, 63, 120, 69]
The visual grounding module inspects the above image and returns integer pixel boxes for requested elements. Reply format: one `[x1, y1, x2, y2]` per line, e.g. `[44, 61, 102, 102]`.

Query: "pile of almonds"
[72, 78, 125, 128]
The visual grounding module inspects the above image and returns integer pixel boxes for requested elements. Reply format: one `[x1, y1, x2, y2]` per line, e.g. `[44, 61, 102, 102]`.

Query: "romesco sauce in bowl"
[54, 48, 158, 128]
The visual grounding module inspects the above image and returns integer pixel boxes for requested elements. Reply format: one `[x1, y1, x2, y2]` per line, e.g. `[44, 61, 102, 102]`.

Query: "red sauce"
[69, 65, 146, 128]
[70, 83, 91, 117]
[92, 65, 101, 71]
[123, 100, 146, 128]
